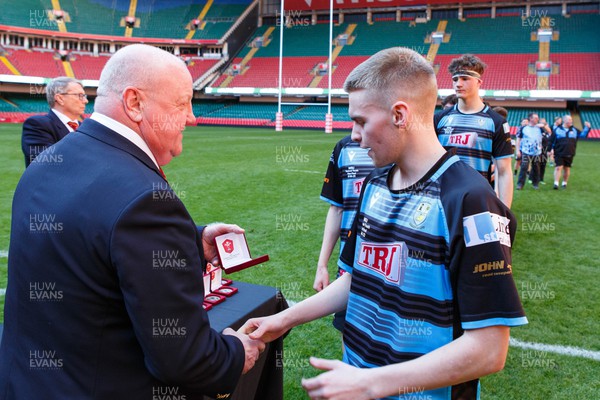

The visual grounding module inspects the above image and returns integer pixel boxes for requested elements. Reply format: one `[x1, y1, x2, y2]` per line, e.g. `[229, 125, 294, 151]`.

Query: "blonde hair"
[343, 47, 437, 108]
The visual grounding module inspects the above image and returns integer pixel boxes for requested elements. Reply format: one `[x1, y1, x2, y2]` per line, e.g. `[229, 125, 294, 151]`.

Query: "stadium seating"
[436, 53, 537, 90]
[215, 57, 320, 88]
[579, 107, 600, 138]
[1, 0, 252, 40]
[439, 17, 538, 54]
[69, 54, 109, 80]
[6, 50, 64, 78]
[548, 53, 600, 90]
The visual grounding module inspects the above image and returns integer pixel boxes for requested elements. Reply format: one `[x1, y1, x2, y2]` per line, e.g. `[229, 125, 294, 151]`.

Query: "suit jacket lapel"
[76, 119, 164, 179]
[47, 111, 70, 140]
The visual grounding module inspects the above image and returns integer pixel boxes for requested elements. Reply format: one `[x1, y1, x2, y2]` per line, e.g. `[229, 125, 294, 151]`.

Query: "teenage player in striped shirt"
[242, 47, 527, 400]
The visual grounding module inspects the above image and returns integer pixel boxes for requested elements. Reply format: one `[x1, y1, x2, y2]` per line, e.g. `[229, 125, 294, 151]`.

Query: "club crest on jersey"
[477, 118, 485, 126]
[443, 126, 454, 135]
[411, 202, 432, 228]
[357, 241, 407, 283]
[448, 132, 478, 148]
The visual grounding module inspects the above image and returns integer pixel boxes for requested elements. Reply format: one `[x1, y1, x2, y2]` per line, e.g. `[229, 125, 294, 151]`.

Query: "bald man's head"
[96, 44, 188, 101]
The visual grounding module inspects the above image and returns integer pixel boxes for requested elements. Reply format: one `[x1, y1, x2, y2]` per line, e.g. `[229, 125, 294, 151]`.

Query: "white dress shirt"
[90, 112, 159, 169]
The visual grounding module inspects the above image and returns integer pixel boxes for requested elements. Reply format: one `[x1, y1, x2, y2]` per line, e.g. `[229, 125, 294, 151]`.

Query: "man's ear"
[122, 87, 144, 122]
[391, 101, 409, 128]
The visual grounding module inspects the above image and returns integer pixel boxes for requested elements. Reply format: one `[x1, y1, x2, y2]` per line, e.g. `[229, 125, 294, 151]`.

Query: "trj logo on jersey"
[448, 132, 478, 148]
[463, 212, 511, 248]
[357, 241, 407, 283]
[353, 178, 365, 195]
[411, 202, 432, 228]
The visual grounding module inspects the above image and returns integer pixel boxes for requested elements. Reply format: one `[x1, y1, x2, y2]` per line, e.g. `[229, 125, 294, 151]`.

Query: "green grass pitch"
[0, 124, 598, 399]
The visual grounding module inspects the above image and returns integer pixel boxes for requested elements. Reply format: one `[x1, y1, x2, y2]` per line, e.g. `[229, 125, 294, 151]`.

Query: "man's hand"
[202, 223, 244, 266]
[301, 357, 373, 400]
[239, 314, 290, 344]
[584, 121, 591, 129]
[313, 266, 330, 292]
[222, 328, 265, 374]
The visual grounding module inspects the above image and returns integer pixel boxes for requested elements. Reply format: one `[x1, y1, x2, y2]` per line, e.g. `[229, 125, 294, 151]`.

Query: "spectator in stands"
[551, 114, 591, 189]
[1, 44, 264, 399]
[516, 112, 544, 190]
[441, 93, 457, 109]
[313, 134, 375, 335]
[21, 76, 88, 167]
[435, 54, 514, 207]
[242, 47, 527, 400]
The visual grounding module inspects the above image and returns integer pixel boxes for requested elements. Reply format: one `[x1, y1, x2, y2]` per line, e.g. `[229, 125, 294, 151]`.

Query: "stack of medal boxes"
[202, 263, 238, 311]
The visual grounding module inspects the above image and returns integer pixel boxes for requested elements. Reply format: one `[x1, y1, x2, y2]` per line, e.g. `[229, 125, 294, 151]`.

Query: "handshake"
[222, 313, 288, 374]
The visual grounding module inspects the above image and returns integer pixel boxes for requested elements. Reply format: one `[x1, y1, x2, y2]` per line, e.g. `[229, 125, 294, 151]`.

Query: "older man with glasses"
[21, 76, 89, 167]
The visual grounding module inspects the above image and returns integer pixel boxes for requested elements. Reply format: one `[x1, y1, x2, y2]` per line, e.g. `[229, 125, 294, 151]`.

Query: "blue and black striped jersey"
[339, 152, 527, 400]
[435, 104, 513, 181]
[321, 135, 375, 252]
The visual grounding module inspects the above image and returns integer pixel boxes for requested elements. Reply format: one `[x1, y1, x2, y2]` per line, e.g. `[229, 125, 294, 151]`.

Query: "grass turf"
[0, 124, 598, 399]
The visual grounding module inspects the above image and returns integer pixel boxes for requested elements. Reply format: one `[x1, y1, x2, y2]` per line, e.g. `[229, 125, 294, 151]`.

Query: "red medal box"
[204, 293, 226, 305]
[202, 302, 213, 311]
[213, 286, 238, 297]
[214, 232, 269, 274]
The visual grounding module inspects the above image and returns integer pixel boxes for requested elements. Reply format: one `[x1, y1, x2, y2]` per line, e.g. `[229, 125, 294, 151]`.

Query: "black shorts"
[555, 155, 573, 167]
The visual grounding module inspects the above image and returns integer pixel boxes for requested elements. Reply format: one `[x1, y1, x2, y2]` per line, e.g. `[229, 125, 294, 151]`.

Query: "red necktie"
[67, 121, 78, 131]
[159, 166, 167, 181]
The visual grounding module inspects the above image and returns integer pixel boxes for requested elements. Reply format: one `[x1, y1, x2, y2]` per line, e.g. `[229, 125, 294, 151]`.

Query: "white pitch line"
[0, 288, 5, 296]
[0, 250, 7, 258]
[283, 169, 322, 174]
[510, 337, 600, 361]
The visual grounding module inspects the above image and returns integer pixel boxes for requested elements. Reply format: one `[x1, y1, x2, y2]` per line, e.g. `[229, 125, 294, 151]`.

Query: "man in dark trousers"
[21, 76, 88, 167]
[551, 114, 591, 189]
[1, 44, 263, 399]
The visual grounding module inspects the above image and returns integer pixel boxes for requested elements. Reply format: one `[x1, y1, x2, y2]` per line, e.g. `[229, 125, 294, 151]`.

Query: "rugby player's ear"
[391, 101, 408, 129]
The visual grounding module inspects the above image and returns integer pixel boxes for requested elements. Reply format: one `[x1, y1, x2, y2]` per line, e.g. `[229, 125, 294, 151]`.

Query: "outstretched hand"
[239, 314, 290, 344]
[301, 357, 373, 400]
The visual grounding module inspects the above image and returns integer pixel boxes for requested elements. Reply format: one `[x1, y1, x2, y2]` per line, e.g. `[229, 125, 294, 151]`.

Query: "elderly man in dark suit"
[21, 76, 88, 167]
[1, 44, 264, 399]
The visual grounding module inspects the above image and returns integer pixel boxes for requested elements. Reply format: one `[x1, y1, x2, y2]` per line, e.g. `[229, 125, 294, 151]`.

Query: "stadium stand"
[0, 1, 597, 132]
[5, 49, 64, 78]
[579, 107, 600, 138]
[69, 54, 110, 80]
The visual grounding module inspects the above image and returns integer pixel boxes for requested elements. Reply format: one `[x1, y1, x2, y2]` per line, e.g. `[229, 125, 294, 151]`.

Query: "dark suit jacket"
[21, 110, 71, 167]
[1, 119, 244, 399]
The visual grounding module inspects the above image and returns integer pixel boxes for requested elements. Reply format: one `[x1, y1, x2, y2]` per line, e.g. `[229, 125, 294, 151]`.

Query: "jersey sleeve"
[491, 113, 514, 160]
[320, 139, 344, 206]
[446, 181, 527, 330]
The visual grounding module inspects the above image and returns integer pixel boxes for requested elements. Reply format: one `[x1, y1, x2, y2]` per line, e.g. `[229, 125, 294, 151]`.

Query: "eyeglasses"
[61, 93, 88, 100]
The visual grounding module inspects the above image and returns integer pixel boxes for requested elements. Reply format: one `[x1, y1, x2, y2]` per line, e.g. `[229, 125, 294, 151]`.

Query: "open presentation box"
[214, 232, 269, 274]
